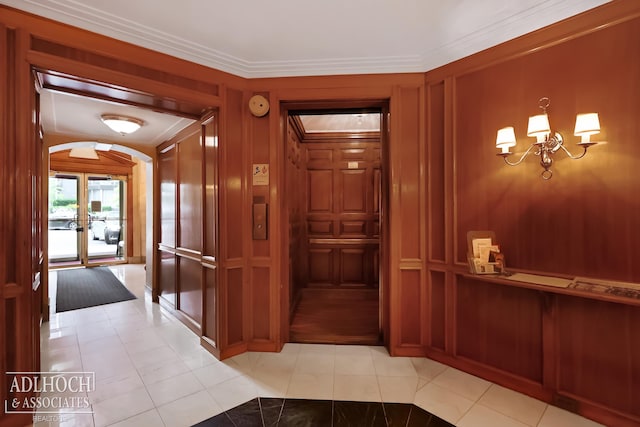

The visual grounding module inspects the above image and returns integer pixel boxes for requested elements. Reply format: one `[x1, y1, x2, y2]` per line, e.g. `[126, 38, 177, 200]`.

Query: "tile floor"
[36, 264, 605, 427]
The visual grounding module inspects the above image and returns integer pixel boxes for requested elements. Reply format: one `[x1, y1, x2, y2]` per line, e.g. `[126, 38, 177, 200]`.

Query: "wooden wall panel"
[223, 89, 245, 260]
[456, 276, 543, 382]
[178, 256, 202, 325]
[158, 250, 176, 306]
[217, 87, 247, 356]
[177, 129, 202, 252]
[286, 122, 306, 309]
[389, 85, 424, 353]
[453, 17, 640, 282]
[226, 267, 244, 346]
[556, 295, 640, 419]
[159, 145, 177, 248]
[203, 265, 218, 347]
[429, 270, 446, 351]
[307, 169, 333, 212]
[304, 140, 381, 288]
[397, 87, 422, 261]
[251, 267, 271, 340]
[203, 119, 218, 258]
[399, 270, 421, 346]
[427, 82, 446, 262]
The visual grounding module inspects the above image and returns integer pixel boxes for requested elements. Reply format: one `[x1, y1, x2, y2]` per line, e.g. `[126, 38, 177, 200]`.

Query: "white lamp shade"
[101, 115, 144, 135]
[496, 127, 517, 148]
[574, 113, 600, 136]
[527, 114, 551, 137]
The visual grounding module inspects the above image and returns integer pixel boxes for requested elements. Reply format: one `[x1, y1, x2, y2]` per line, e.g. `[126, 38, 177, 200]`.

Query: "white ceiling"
[3, 0, 609, 78]
[3, 0, 610, 147]
[41, 90, 195, 146]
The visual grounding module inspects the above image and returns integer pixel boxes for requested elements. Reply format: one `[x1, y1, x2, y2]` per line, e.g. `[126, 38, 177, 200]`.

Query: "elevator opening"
[286, 108, 385, 345]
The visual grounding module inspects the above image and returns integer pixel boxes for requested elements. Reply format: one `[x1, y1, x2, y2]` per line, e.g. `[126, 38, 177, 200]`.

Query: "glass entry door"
[48, 173, 127, 267]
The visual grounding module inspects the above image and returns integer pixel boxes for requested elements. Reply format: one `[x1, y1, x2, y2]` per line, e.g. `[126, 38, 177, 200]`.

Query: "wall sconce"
[101, 114, 145, 136]
[496, 97, 600, 179]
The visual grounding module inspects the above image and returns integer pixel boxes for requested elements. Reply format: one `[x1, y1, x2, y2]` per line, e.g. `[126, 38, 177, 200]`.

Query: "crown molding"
[1, 0, 610, 79]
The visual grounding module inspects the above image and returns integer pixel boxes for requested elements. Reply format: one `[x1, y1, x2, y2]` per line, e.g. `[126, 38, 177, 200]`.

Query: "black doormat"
[55, 267, 136, 313]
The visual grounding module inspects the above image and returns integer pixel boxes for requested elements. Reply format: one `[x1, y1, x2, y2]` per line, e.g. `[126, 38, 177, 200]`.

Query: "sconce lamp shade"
[496, 97, 603, 179]
[101, 114, 144, 135]
[496, 127, 517, 148]
[527, 114, 551, 137]
[574, 113, 600, 144]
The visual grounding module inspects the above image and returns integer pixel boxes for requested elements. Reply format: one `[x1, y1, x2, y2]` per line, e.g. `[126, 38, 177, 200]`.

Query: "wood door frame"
[279, 100, 391, 349]
[31, 67, 217, 324]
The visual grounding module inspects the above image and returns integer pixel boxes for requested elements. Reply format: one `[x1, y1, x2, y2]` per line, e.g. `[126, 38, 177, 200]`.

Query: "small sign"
[348, 161, 359, 169]
[252, 164, 269, 186]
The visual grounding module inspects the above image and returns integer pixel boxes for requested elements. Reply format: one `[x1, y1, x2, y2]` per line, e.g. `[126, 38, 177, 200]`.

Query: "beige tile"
[410, 357, 448, 381]
[122, 331, 167, 355]
[92, 386, 155, 427]
[538, 405, 606, 427]
[298, 343, 335, 355]
[107, 409, 164, 427]
[458, 404, 529, 427]
[82, 352, 137, 382]
[179, 346, 219, 370]
[294, 352, 335, 374]
[431, 367, 491, 401]
[372, 355, 417, 377]
[128, 344, 178, 369]
[146, 371, 204, 407]
[286, 372, 334, 400]
[414, 382, 474, 424]
[335, 353, 376, 375]
[478, 384, 547, 426]
[192, 359, 244, 388]
[207, 375, 259, 411]
[252, 351, 298, 374]
[335, 345, 373, 356]
[41, 347, 84, 373]
[138, 356, 190, 385]
[250, 367, 292, 398]
[334, 374, 381, 402]
[280, 342, 302, 354]
[158, 389, 223, 427]
[89, 371, 145, 405]
[377, 376, 418, 403]
[76, 321, 117, 344]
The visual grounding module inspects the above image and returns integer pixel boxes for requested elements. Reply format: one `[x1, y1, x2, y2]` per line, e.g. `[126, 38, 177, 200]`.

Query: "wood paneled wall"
[286, 120, 306, 310]
[2, 2, 640, 426]
[0, 24, 43, 427]
[421, 2, 640, 425]
[304, 139, 380, 288]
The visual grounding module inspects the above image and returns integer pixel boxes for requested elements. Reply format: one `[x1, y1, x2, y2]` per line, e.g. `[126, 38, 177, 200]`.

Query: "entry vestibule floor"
[289, 288, 380, 345]
[38, 264, 604, 427]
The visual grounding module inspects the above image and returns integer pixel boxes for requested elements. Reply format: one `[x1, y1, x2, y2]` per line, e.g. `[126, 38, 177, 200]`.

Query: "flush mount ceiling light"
[100, 114, 144, 136]
[495, 97, 601, 180]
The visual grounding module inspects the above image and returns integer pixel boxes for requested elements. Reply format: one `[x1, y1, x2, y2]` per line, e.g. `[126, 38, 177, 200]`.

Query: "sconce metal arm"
[559, 143, 591, 160]
[498, 144, 537, 166]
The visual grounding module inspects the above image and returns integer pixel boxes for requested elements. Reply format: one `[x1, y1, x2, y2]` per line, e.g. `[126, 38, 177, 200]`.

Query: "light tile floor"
[35, 264, 605, 427]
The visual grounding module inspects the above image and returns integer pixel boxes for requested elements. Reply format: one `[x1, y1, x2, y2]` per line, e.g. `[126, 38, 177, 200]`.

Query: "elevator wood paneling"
[305, 141, 380, 288]
[289, 288, 380, 344]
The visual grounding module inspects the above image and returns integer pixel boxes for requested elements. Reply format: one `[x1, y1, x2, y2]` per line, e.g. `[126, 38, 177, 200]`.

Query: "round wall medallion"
[249, 95, 270, 117]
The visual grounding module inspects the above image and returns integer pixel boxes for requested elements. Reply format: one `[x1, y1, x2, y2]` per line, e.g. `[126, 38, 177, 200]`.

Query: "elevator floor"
[289, 288, 381, 345]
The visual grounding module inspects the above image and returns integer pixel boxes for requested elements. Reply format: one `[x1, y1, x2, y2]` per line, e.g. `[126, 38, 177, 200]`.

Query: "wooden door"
[305, 140, 381, 288]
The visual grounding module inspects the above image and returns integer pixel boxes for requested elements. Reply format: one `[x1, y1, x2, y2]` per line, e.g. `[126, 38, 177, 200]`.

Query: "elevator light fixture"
[100, 114, 144, 135]
[496, 97, 601, 179]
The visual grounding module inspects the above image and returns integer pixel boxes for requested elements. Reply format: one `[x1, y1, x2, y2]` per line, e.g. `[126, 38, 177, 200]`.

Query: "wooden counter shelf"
[460, 271, 640, 308]
[422, 270, 640, 427]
